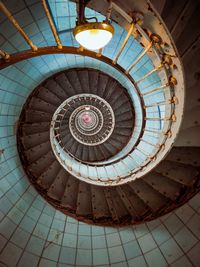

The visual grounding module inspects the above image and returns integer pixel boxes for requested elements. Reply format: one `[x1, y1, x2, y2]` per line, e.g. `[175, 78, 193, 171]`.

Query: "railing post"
[41, 0, 62, 49]
[0, 49, 10, 61]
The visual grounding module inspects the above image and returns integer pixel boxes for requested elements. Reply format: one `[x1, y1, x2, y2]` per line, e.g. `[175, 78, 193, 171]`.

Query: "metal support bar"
[145, 117, 164, 121]
[145, 116, 174, 121]
[126, 41, 153, 74]
[144, 128, 162, 134]
[106, 1, 113, 22]
[140, 138, 156, 147]
[144, 100, 172, 108]
[0, 1, 37, 51]
[135, 147, 149, 157]
[42, 0, 62, 49]
[142, 84, 168, 96]
[96, 48, 102, 57]
[120, 160, 131, 175]
[113, 23, 134, 64]
[128, 154, 140, 166]
[0, 49, 10, 60]
[136, 64, 163, 84]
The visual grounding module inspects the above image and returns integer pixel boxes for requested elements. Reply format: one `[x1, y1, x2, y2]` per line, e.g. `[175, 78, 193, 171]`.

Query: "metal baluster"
[0, 49, 10, 60]
[42, 0, 62, 49]
[113, 23, 134, 64]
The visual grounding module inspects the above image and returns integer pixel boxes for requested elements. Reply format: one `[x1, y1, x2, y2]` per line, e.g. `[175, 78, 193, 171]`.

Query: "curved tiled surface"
[0, 0, 200, 266]
[0, 146, 200, 267]
[0, 55, 199, 267]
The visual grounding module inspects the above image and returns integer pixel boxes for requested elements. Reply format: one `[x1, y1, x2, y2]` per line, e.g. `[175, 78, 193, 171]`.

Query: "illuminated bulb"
[73, 22, 114, 51]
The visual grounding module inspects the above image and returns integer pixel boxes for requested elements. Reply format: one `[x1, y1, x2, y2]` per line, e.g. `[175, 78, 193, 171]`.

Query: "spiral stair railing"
[0, 0, 184, 186]
[39, 2, 183, 186]
[0, 0, 191, 225]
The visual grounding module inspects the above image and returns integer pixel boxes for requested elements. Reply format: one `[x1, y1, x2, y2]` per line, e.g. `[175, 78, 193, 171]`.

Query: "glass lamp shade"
[73, 22, 114, 51]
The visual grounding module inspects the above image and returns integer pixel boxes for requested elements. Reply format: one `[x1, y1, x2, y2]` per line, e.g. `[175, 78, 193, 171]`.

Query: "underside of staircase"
[17, 68, 200, 226]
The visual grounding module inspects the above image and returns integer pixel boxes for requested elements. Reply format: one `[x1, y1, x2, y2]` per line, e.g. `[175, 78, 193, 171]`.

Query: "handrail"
[0, 0, 183, 185]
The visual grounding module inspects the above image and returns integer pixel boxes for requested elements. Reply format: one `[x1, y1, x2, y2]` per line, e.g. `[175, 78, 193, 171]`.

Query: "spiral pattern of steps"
[17, 68, 200, 226]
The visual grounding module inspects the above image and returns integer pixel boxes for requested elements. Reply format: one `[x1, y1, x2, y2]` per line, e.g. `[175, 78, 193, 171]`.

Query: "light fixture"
[73, 22, 114, 51]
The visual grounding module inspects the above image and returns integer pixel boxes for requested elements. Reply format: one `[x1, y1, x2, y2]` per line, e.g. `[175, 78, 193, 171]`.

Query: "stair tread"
[61, 176, 79, 210]
[21, 131, 49, 149]
[129, 179, 169, 212]
[155, 160, 198, 186]
[56, 73, 76, 96]
[36, 86, 61, 106]
[143, 171, 183, 201]
[45, 79, 69, 100]
[91, 185, 110, 220]
[37, 160, 61, 189]
[76, 182, 92, 217]
[22, 122, 50, 135]
[47, 168, 68, 201]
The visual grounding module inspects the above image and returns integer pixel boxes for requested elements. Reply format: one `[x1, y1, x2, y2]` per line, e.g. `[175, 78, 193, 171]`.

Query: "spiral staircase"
[0, 0, 198, 226]
[16, 66, 199, 225]
[0, 0, 200, 266]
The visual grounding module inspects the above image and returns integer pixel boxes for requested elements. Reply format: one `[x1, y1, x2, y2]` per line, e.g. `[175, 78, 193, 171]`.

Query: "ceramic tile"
[26, 236, 45, 256]
[151, 224, 171, 245]
[33, 222, 49, 240]
[79, 224, 91, 235]
[39, 258, 57, 267]
[175, 204, 195, 224]
[42, 242, 60, 261]
[134, 224, 149, 238]
[187, 214, 200, 238]
[187, 241, 200, 267]
[76, 248, 92, 266]
[163, 214, 184, 235]
[108, 246, 126, 264]
[20, 215, 36, 233]
[92, 235, 107, 249]
[18, 251, 39, 267]
[0, 242, 22, 266]
[0, 216, 17, 239]
[63, 233, 77, 248]
[51, 216, 65, 231]
[128, 255, 148, 267]
[189, 193, 200, 212]
[171, 256, 193, 267]
[123, 240, 142, 260]
[111, 262, 128, 267]
[11, 227, 30, 249]
[91, 225, 105, 236]
[47, 228, 63, 245]
[160, 238, 183, 264]
[0, 234, 7, 251]
[144, 248, 167, 267]
[78, 235, 91, 249]
[107, 232, 121, 247]
[59, 246, 76, 265]
[138, 233, 157, 253]
[174, 226, 198, 252]
[65, 222, 78, 234]
[119, 229, 135, 243]
[93, 248, 109, 265]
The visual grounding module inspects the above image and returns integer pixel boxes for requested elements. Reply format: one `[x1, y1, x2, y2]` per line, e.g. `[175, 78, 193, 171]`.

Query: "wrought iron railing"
[0, 0, 184, 186]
